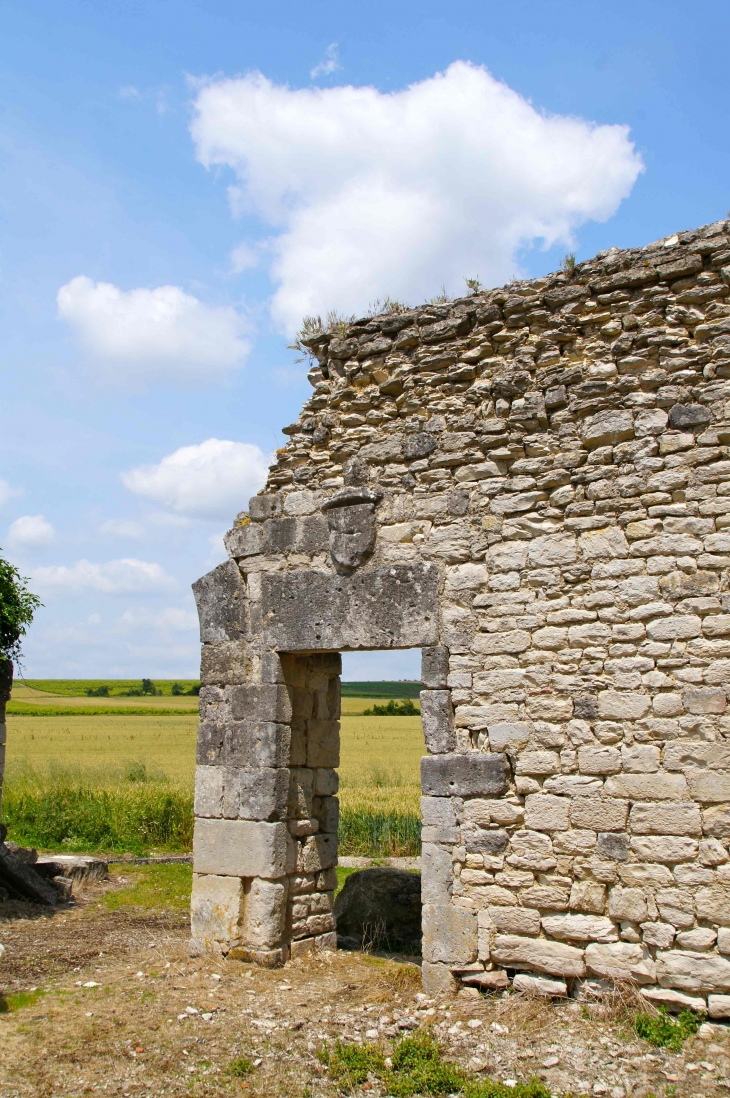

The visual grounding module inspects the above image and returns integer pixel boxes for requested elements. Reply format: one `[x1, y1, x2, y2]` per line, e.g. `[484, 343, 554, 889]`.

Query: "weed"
[321, 1034, 550, 1098]
[634, 1007, 704, 1050]
[465, 277, 483, 294]
[320, 1039, 385, 1086]
[429, 284, 452, 305]
[227, 1057, 255, 1077]
[561, 252, 577, 275]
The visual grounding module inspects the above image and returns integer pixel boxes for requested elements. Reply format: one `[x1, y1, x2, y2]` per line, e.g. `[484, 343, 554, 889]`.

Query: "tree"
[0, 551, 41, 663]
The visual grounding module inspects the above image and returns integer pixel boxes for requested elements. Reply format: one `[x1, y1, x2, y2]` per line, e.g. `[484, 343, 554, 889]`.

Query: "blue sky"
[1, 0, 729, 681]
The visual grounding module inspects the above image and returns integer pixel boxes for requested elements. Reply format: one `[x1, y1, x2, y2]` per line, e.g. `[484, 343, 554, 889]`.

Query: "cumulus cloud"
[33, 558, 175, 595]
[57, 276, 250, 387]
[8, 514, 55, 549]
[191, 61, 643, 332]
[311, 43, 341, 79]
[99, 518, 146, 539]
[121, 438, 270, 521]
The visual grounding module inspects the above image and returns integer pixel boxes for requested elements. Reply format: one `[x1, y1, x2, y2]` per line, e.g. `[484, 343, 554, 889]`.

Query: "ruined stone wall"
[192, 219, 730, 1015]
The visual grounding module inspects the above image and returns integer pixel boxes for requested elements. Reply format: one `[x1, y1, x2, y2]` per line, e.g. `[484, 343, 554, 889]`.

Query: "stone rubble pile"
[192, 219, 730, 1011]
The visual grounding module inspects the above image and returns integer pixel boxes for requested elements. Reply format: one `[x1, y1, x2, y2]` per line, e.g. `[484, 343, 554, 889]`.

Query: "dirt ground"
[0, 869, 728, 1098]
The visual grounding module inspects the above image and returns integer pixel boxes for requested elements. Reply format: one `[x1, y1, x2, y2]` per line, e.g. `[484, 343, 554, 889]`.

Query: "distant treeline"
[341, 681, 422, 699]
[21, 679, 201, 697]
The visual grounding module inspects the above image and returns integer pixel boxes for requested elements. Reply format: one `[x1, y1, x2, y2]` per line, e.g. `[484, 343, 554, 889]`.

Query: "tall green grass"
[1, 764, 421, 858]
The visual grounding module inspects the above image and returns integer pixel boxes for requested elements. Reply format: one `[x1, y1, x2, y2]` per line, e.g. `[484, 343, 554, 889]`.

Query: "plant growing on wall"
[0, 551, 41, 664]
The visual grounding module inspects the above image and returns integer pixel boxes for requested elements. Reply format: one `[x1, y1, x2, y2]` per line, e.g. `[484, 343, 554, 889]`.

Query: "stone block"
[604, 773, 688, 801]
[641, 922, 675, 949]
[421, 796, 458, 828]
[222, 767, 290, 821]
[719, 928, 730, 954]
[630, 836, 698, 863]
[421, 646, 450, 689]
[422, 961, 459, 996]
[488, 723, 532, 752]
[193, 561, 247, 643]
[689, 770, 730, 803]
[246, 879, 287, 948]
[229, 684, 293, 724]
[421, 843, 454, 905]
[676, 928, 717, 951]
[422, 903, 477, 965]
[491, 934, 585, 977]
[570, 797, 628, 832]
[260, 564, 439, 651]
[664, 741, 730, 771]
[656, 888, 695, 929]
[582, 410, 634, 449]
[642, 987, 707, 1014]
[288, 768, 314, 817]
[703, 806, 730, 838]
[224, 522, 263, 558]
[248, 493, 278, 521]
[315, 796, 339, 835]
[553, 830, 597, 856]
[306, 720, 340, 768]
[191, 874, 244, 947]
[524, 794, 570, 831]
[541, 914, 618, 943]
[420, 690, 456, 754]
[695, 885, 730, 926]
[421, 753, 509, 798]
[709, 994, 730, 1018]
[515, 751, 561, 776]
[194, 766, 224, 818]
[597, 691, 650, 720]
[569, 881, 606, 915]
[596, 833, 628, 861]
[656, 950, 730, 993]
[487, 906, 541, 936]
[628, 802, 702, 836]
[297, 833, 337, 873]
[585, 943, 656, 985]
[313, 768, 338, 796]
[578, 746, 622, 775]
[464, 827, 508, 855]
[608, 886, 648, 923]
[201, 641, 251, 685]
[512, 973, 567, 997]
[218, 721, 291, 769]
[683, 687, 727, 714]
[193, 819, 289, 878]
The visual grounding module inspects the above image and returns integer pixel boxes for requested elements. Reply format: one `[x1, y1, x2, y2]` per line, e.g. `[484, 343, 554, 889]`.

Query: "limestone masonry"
[192, 219, 730, 1014]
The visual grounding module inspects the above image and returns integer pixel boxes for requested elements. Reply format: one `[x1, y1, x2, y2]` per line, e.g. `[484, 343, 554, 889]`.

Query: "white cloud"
[121, 438, 270, 521]
[8, 514, 55, 549]
[117, 606, 198, 632]
[33, 558, 175, 595]
[190, 61, 643, 332]
[230, 242, 260, 273]
[311, 43, 342, 79]
[57, 276, 250, 387]
[0, 479, 22, 508]
[99, 518, 146, 539]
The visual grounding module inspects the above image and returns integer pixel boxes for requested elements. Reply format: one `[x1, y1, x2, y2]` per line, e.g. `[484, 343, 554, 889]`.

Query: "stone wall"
[192, 219, 730, 1016]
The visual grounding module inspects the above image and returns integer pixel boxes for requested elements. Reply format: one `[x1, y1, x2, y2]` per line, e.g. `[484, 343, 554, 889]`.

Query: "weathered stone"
[708, 994, 730, 1018]
[629, 802, 702, 835]
[541, 914, 618, 943]
[585, 942, 656, 984]
[512, 973, 568, 997]
[421, 646, 450, 689]
[193, 561, 247, 643]
[656, 950, 730, 993]
[642, 987, 707, 1014]
[193, 819, 289, 878]
[422, 903, 477, 965]
[421, 753, 509, 798]
[261, 564, 439, 650]
[420, 690, 455, 754]
[191, 874, 244, 948]
[491, 934, 585, 977]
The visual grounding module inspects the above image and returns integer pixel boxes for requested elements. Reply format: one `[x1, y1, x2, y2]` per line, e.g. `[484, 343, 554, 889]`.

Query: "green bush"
[364, 699, 419, 716]
[634, 1007, 704, 1050]
[0, 553, 40, 662]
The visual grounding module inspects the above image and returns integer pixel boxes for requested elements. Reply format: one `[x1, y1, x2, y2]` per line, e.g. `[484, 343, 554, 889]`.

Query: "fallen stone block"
[512, 973, 567, 997]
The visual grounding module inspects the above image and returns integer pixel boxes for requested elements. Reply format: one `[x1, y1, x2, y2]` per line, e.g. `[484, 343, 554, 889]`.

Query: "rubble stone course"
[192, 219, 730, 1009]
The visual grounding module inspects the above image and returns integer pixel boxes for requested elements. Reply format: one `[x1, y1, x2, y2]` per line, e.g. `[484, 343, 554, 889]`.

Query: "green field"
[2, 681, 423, 856]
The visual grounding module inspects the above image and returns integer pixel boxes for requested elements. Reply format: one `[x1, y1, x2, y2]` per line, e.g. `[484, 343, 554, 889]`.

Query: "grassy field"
[2, 685, 423, 856]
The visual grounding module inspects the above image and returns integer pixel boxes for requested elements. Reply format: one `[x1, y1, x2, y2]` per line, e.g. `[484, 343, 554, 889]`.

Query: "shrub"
[634, 1007, 704, 1050]
[0, 552, 41, 663]
[363, 699, 418, 716]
